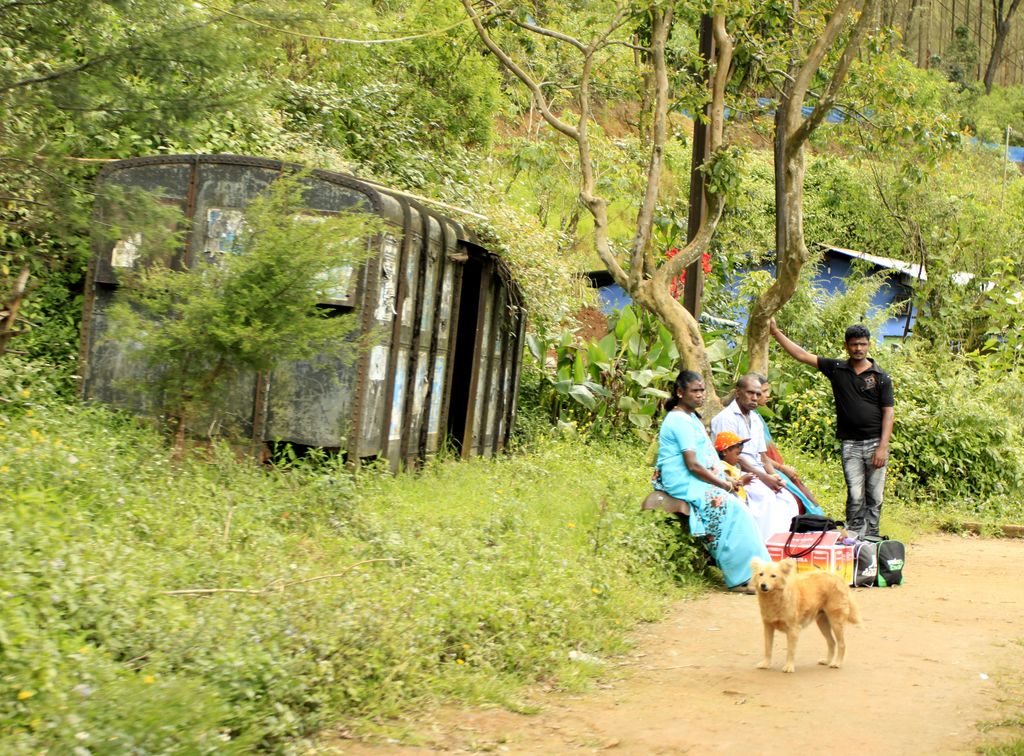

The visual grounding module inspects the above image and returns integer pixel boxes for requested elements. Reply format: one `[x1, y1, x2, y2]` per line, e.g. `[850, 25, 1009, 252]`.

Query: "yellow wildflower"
[20, 389, 30, 398]
[17, 690, 34, 700]
[143, 675, 155, 684]
[566, 521, 576, 529]
[455, 659, 465, 665]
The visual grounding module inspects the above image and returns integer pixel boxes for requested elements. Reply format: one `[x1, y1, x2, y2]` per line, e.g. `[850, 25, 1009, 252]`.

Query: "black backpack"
[855, 536, 905, 587]
[852, 539, 879, 587]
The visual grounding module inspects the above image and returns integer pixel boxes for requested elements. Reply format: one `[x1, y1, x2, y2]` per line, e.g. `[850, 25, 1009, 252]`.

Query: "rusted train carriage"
[79, 154, 525, 468]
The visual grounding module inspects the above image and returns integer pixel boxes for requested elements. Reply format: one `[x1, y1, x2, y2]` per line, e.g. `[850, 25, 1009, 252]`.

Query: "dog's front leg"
[782, 630, 799, 673]
[757, 623, 774, 669]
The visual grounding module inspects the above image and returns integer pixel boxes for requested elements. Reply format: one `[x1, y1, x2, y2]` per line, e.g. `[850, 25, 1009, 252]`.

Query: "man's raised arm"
[769, 318, 819, 367]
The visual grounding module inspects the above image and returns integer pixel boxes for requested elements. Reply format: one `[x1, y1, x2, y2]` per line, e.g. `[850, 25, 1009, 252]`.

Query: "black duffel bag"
[789, 514, 845, 533]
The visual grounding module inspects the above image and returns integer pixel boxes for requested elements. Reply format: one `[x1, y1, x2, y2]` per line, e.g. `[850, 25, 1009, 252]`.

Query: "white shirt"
[710, 400, 768, 471]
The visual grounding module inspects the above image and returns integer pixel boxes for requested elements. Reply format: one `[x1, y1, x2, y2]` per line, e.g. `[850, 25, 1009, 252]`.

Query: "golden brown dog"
[750, 557, 861, 673]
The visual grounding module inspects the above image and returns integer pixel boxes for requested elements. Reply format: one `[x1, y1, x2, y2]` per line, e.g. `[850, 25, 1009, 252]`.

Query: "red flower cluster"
[665, 247, 712, 299]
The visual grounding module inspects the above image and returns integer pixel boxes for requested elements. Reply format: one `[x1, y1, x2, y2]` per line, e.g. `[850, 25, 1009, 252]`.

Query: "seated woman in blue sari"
[655, 370, 770, 591]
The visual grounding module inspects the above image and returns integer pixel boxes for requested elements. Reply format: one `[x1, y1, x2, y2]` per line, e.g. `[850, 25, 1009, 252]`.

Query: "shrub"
[769, 340, 1024, 520]
[525, 304, 734, 441]
[0, 377, 695, 750]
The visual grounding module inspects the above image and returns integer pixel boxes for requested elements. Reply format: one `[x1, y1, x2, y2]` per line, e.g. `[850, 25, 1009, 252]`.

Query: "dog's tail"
[847, 592, 863, 626]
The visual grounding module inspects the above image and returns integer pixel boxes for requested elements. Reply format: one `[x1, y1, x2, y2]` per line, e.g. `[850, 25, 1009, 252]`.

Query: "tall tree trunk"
[985, 0, 1024, 93]
[746, 0, 877, 376]
[0, 263, 30, 358]
[985, 21, 1009, 92]
[749, 144, 808, 374]
[461, 1, 735, 408]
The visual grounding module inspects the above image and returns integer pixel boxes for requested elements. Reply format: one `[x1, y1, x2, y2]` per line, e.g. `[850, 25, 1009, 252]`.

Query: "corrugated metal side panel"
[352, 230, 401, 458]
[382, 200, 422, 470]
[92, 163, 193, 285]
[492, 291, 513, 455]
[184, 162, 281, 440]
[498, 306, 525, 451]
[438, 257, 465, 453]
[82, 287, 167, 414]
[423, 222, 458, 456]
[469, 266, 495, 456]
[262, 178, 374, 448]
[399, 208, 434, 465]
[485, 278, 510, 456]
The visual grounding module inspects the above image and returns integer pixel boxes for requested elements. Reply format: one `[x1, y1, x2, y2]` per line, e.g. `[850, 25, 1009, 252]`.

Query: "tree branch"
[603, 39, 652, 53]
[510, 17, 587, 52]
[629, 7, 672, 290]
[795, 0, 878, 144]
[575, 9, 635, 290]
[709, 12, 734, 152]
[460, 0, 579, 141]
[0, 0, 56, 9]
[783, 0, 859, 135]
[1, 263, 33, 357]
[0, 16, 224, 94]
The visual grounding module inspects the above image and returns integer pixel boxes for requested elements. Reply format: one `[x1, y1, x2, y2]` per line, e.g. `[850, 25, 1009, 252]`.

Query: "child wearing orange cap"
[714, 431, 754, 502]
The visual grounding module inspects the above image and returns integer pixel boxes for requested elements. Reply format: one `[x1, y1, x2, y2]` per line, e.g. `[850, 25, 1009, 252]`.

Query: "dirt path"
[329, 535, 1024, 755]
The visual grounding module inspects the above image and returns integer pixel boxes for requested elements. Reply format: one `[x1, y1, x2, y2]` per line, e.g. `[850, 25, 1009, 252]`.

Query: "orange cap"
[714, 431, 749, 452]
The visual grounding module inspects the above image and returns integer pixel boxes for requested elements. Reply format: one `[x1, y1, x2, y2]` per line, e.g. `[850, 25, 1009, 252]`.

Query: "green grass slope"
[0, 384, 703, 752]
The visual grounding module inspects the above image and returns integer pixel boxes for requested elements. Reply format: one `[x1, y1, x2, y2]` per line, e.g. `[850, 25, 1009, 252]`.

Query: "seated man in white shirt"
[711, 374, 800, 541]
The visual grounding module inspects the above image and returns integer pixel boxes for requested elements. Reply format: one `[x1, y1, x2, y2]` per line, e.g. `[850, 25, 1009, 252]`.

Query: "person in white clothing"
[710, 374, 800, 541]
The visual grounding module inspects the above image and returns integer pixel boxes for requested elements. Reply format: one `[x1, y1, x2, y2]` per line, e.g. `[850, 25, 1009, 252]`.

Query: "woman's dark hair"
[845, 324, 871, 342]
[664, 369, 703, 412]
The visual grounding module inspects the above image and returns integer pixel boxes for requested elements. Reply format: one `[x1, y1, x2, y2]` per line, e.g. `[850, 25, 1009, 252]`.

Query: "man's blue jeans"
[841, 438, 886, 537]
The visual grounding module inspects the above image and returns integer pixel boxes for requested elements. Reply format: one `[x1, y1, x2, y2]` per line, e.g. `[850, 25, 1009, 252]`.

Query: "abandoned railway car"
[79, 154, 525, 469]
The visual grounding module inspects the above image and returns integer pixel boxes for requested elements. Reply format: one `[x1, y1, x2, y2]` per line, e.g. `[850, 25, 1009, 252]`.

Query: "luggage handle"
[784, 528, 826, 559]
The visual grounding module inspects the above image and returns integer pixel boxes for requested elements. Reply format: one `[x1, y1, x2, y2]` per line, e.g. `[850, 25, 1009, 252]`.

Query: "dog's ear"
[779, 559, 796, 575]
[751, 557, 763, 572]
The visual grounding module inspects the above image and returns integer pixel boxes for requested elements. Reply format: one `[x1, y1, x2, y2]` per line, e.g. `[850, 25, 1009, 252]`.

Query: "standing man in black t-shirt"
[768, 320, 895, 537]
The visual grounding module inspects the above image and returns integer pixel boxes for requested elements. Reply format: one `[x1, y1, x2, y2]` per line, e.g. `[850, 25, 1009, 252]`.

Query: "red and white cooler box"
[766, 530, 854, 585]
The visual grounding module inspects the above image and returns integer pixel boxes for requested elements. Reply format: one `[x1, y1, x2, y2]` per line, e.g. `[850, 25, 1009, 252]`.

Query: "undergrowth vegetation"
[768, 341, 1024, 526]
[0, 376, 706, 752]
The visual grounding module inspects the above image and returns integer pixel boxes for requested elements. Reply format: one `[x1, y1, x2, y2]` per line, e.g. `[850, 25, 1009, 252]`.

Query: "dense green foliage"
[767, 287, 1024, 520]
[2, 1, 1024, 749]
[0, 383, 705, 751]
[523, 304, 740, 441]
[0, 0, 578, 375]
[525, 306, 678, 440]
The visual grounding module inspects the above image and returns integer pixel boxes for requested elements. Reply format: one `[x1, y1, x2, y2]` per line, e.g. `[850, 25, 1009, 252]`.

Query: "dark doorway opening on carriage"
[446, 255, 483, 454]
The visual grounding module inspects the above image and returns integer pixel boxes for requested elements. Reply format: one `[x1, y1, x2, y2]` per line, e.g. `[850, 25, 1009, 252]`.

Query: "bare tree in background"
[462, 1, 736, 410]
[985, 0, 1024, 93]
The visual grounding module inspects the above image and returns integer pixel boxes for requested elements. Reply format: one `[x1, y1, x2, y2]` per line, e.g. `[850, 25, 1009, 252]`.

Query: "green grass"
[0, 387, 704, 752]
[6, 355, 1020, 753]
